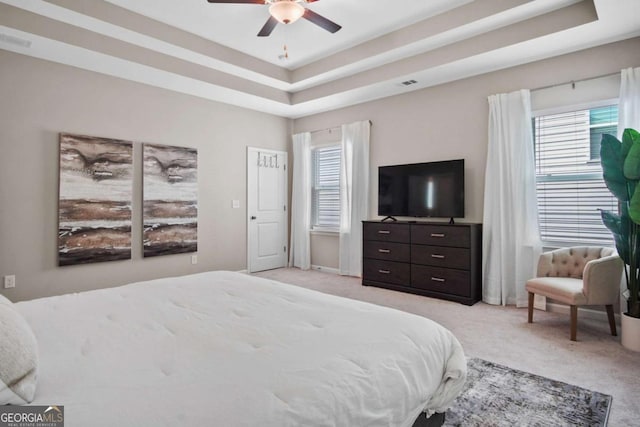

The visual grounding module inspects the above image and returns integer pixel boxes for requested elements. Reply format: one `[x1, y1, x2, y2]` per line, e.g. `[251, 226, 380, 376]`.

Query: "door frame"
[246, 147, 288, 273]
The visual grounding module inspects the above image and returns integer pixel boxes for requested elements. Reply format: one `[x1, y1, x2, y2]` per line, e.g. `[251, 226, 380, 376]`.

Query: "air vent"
[400, 79, 418, 86]
[0, 33, 32, 48]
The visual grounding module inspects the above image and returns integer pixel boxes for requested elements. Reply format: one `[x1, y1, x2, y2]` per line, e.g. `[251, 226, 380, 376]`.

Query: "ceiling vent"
[0, 33, 32, 48]
[400, 79, 418, 87]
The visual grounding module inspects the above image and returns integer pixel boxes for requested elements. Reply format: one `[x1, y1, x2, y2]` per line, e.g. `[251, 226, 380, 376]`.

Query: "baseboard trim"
[547, 302, 621, 325]
[311, 265, 340, 275]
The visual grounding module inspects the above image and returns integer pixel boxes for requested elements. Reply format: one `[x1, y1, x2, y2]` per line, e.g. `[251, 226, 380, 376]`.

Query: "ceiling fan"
[206, 0, 342, 37]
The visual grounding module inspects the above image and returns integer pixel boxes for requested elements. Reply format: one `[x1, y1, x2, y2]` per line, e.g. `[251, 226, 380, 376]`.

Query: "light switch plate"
[191, 255, 198, 265]
[4, 275, 15, 289]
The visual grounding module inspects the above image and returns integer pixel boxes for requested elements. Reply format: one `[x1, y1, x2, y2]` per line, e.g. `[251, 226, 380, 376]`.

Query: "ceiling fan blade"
[257, 16, 278, 37]
[302, 9, 341, 33]
[206, 0, 265, 4]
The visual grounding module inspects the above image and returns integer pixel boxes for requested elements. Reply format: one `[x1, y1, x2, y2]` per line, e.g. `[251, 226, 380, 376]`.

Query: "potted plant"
[601, 128, 640, 351]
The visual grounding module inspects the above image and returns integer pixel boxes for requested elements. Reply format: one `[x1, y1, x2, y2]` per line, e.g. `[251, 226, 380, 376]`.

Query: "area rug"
[444, 358, 612, 427]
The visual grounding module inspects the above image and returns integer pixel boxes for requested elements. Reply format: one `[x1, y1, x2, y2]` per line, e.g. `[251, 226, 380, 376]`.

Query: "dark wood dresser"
[362, 221, 482, 305]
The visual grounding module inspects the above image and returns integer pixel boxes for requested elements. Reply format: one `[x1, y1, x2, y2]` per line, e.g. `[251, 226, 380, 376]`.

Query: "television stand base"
[381, 216, 397, 222]
[449, 217, 455, 224]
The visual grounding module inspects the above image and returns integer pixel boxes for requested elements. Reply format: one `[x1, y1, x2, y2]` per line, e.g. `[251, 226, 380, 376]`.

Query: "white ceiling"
[104, 0, 472, 69]
[0, 0, 639, 118]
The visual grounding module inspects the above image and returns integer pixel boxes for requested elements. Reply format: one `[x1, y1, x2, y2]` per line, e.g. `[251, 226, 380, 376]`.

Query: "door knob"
[251, 216, 257, 220]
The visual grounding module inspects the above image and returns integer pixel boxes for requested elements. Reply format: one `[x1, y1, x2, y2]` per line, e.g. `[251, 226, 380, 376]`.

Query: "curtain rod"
[532, 72, 619, 92]
[309, 120, 373, 134]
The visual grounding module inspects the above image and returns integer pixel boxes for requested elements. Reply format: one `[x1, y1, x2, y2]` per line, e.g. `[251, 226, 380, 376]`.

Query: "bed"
[3, 271, 466, 426]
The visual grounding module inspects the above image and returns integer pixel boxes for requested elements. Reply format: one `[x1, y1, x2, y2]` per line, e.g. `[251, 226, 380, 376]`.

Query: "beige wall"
[310, 234, 340, 270]
[0, 50, 290, 302]
[294, 38, 640, 270]
[1, 38, 639, 298]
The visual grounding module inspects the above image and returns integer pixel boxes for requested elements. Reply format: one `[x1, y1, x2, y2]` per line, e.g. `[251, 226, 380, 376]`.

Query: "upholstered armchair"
[525, 247, 624, 341]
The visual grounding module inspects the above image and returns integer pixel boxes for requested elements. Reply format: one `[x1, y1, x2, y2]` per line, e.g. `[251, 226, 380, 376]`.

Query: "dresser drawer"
[363, 222, 410, 243]
[411, 224, 470, 247]
[363, 259, 410, 285]
[411, 245, 470, 269]
[411, 265, 470, 297]
[363, 241, 410, 262]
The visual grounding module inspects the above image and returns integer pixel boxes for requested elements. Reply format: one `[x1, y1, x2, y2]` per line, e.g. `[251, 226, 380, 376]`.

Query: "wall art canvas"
[58, 133, 133, 266]
[143, 144, 198, 257]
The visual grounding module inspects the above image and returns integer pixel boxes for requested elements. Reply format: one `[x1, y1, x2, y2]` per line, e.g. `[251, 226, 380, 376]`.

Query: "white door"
[247, 147, 288, 273]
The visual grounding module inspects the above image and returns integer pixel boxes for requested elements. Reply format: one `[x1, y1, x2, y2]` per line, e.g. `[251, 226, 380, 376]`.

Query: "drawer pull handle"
[431, 254, 445, 259]
[378, 269, 391, 274]
[430, 233, 446, 238]
[378, 230, 391, 234]
[378, 249, 391, 253]
[431, 277, 446, 282]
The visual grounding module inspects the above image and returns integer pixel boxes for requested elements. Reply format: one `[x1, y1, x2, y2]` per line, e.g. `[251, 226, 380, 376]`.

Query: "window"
[311, 145, 341, 231]
[533, 104, 618, 246]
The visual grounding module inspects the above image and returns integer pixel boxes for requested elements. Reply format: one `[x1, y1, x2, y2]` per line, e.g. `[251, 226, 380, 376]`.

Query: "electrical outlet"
[4, 275, 15, 289]
[191, 255, 198, 265]
[232, 200, 240, 209]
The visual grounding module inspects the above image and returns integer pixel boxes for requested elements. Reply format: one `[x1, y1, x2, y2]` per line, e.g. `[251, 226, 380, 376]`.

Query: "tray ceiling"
[1, 0, 639, 118]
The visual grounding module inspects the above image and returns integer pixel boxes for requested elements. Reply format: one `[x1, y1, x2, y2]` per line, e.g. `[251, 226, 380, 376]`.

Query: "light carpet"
[445, 358, 611, 426]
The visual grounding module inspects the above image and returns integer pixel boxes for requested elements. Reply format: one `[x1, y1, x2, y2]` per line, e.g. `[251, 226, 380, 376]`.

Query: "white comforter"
[16, 271, 466, 427]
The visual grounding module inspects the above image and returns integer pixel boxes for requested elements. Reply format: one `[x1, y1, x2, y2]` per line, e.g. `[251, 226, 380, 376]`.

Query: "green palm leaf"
[601, 134, 628, 200]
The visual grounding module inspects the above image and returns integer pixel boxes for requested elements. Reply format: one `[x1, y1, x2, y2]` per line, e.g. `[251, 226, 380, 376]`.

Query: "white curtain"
[289, 132, 311, 270]
[483, 89, 542, 307]
[339, 120, 371, 277]
[619, 67, 640, 133]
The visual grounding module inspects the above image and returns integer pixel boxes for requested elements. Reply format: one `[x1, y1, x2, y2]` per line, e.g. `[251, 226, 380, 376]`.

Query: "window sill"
[311, 229, 339, 236]
[541, 241, 615, 251]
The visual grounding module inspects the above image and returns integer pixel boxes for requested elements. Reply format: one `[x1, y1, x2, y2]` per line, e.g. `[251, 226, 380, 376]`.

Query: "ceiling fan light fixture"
[269, 1, 305, 25]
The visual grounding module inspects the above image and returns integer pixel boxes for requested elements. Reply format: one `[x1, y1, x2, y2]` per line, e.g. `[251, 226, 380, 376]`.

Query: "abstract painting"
[58, 133, 133, 266]
[143, 144, 198, 257]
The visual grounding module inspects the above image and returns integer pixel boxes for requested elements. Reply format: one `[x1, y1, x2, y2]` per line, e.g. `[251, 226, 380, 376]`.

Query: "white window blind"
[533, 105, 618, 246]
[312, 145, 341, 230]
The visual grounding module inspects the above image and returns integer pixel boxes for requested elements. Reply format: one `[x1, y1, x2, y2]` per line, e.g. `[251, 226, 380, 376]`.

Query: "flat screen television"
[378, 159, 464, 221]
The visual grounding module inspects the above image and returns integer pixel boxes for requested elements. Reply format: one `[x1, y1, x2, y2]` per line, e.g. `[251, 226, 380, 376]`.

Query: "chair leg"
[606, 305, 617, 336]
[570, 305, 577, 341]
[528, 292, 534, 323]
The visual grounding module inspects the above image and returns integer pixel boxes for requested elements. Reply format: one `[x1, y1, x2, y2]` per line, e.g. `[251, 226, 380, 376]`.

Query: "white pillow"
[0, 294, 38, 404]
